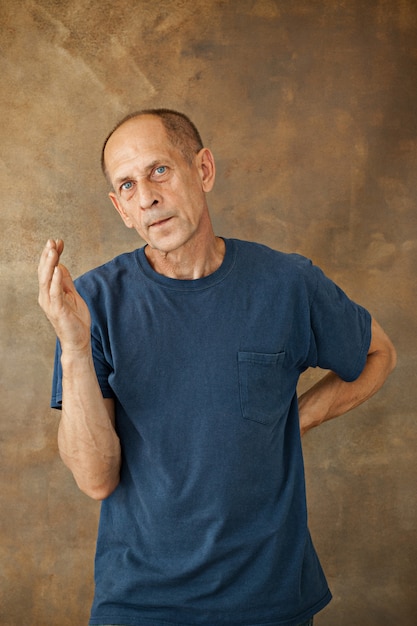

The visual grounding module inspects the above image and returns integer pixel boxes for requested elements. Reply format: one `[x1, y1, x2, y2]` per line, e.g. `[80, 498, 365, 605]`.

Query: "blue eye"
[121, 181, 133, 191]
[155, 166, 167, 175]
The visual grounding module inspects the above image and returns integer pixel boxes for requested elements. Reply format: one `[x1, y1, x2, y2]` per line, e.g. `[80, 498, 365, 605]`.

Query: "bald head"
[101, 109, 204, 183]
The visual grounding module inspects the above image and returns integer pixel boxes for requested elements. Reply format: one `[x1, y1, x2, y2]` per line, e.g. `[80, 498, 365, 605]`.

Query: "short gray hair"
[101, 108, 204, 181]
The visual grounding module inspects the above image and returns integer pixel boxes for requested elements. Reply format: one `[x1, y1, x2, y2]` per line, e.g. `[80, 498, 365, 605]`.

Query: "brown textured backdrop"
[1, 1, 416, 625]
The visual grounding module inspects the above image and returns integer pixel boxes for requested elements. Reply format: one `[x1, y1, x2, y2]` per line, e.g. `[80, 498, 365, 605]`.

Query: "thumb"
[49, 263, 75, 302]
[59, 263, 77, 294]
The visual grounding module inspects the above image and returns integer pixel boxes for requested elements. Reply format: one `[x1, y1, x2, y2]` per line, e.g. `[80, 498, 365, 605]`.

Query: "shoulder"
[230, 238, 315, 282]
[76, 249, 140, 283]
[228, 239, 341, 308]
[74, 248, 142, 301]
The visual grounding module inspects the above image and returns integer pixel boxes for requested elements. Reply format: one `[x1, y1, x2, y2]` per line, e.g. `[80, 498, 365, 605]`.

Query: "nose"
[137, 180, 159, 210]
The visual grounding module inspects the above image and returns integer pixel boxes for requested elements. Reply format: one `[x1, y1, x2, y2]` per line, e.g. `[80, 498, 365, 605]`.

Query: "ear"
[196, 148, 215, 192]
[109, 192, 134, 229]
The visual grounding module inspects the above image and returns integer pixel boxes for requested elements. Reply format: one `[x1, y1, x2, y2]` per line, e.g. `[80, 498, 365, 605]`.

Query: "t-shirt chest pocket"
[238, 351, 286, 425]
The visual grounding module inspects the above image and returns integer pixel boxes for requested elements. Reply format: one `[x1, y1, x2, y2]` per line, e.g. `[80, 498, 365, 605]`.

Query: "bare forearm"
[38, 240, 121, 499]
[298, 318, 397, 436]
[298, 358, 389, 435]
[58, 349, 121, 500]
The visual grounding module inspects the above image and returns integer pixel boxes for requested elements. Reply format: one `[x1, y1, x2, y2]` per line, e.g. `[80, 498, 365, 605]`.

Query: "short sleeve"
[306, 265, 372, 381]
[51, 339, 63, 409]
[51, 320, 114, 409]
[50, 331, 115, 410]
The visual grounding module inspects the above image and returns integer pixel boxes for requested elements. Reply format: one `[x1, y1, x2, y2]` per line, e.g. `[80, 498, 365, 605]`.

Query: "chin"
[149, 232, 195, 254]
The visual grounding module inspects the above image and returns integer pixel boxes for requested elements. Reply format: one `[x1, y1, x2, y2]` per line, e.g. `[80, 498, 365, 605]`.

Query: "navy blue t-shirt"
[52, 239, 371, 626]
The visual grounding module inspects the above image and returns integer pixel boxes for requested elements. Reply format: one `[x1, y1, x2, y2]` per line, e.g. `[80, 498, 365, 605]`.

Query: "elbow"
[76, 475, 120, 501]
[373, 340, 397, 386]
[58, 449, 121, 501]
[388, 343, 397, 374]
[384, 335, 397, 376]
[369, 318, 397, 378]
[83, 481, 119, 501]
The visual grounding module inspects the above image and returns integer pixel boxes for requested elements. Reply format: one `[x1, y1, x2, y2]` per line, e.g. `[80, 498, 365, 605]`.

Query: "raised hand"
[38, 239, 91, 353]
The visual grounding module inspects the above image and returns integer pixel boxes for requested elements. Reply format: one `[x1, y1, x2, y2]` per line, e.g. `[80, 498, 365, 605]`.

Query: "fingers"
[38, 239, 63, 280]
[49, 262, 77, 306]
[55, 238, 64, 256]
[38, 239, 66, 311]
[49, 264, 64, 302]
[38, 239, 92, 352]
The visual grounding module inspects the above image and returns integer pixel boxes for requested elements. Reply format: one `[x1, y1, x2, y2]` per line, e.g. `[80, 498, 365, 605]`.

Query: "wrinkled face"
[104, 115, 215, 255]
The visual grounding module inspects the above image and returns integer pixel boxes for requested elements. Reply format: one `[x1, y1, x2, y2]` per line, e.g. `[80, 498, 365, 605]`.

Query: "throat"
[145, 237, 225, 280]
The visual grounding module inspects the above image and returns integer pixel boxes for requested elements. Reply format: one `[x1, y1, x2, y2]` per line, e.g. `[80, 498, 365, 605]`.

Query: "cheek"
[118, 203, 144, 231]
[175, 185, 204, 216]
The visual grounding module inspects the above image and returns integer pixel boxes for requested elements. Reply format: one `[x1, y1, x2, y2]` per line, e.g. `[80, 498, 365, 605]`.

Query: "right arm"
[38, 239, 121, 500]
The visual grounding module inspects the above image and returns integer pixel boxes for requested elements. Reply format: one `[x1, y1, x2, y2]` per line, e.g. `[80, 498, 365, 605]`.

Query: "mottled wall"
[1, 1, 416, 624]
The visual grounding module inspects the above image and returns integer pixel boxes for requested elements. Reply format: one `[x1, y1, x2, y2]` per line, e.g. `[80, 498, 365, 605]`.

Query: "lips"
[149, 216, 173, 228]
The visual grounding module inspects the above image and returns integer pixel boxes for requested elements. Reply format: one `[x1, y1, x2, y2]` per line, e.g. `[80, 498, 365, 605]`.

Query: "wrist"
[298, 393, 324, 435]
[60, 345, 93, 370]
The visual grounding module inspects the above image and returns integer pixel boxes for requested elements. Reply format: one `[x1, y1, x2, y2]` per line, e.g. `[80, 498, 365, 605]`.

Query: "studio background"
[1, 1, 416, 625]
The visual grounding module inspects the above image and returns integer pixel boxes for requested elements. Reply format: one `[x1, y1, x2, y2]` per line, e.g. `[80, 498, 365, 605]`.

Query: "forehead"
[104, 115, 178, 176]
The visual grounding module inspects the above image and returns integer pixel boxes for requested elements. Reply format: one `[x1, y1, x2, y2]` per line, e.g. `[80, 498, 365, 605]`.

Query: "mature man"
[38, 109, 396, 626]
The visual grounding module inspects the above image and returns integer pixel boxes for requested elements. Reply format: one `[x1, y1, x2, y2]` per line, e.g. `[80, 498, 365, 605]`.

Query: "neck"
[145, 234, 225, 280]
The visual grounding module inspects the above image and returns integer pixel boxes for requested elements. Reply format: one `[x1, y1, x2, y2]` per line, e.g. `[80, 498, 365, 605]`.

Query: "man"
[38, 109, 396, 626]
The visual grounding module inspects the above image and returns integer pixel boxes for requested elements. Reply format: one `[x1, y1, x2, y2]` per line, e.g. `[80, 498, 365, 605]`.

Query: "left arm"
[298, 317, 397, 436]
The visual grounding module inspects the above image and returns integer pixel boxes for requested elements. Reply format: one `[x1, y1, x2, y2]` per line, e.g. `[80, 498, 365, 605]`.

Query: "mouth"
[149, 216, 173, 228]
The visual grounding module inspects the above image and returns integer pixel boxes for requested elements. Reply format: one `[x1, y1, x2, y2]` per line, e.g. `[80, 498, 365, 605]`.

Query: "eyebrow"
[113, 160, 165, 187]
